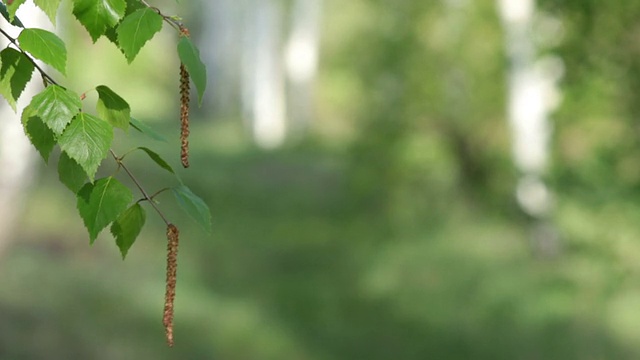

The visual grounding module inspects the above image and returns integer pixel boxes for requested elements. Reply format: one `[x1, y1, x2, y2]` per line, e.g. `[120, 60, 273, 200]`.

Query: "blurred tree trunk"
[199, 0, 323, 146]
[0, 4, 48, 258]
[497, 0, 561, 256]
[285, 0, 322, 136]
[201, 0, 243, 116]
[0, 107, 35, 258]
[242, 0, 287, 149]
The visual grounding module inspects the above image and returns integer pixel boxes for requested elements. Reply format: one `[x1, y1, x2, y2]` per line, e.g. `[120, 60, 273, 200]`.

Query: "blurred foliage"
[4, 0, 640, 359]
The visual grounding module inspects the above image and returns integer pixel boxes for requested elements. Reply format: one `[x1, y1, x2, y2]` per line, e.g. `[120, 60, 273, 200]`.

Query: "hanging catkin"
[178, 26, 191, 168]
[163, 224, 180, 347]
[179, 63, 190, 168]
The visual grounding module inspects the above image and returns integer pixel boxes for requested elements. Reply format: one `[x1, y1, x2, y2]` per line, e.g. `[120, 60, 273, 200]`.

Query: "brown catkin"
[163, 224, 180, 347]
[179, 63, 190, 168]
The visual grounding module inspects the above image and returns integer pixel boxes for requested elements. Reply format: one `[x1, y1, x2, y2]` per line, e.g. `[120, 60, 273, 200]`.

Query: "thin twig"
[139, 0, 182, 31]
[1, 25, 172, 228]
[149, 187, 170, 200]
[110, 150, 171, 226]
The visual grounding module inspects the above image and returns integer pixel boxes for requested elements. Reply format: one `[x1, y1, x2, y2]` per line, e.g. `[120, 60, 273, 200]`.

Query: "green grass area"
[2, 118, 640, 359]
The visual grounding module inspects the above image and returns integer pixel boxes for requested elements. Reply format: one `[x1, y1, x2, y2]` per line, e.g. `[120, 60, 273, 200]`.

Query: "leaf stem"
[118, 147, 140, 161]
[0, 27, 59, 86]
[149, 187, 170, 200]
[139, 0, 182, 32]
[110, 149, 171, 226]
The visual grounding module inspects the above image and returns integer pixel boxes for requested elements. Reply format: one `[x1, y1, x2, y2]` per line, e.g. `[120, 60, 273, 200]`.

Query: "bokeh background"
[3, 0, 640, 359]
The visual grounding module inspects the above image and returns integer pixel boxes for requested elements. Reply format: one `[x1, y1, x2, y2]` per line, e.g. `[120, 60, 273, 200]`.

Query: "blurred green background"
[4, 0, 640, 359]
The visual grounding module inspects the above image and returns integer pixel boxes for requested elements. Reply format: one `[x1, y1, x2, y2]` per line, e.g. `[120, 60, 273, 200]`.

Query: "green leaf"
[20, 103, 35, 126]
[58, 152, 88, 193]
[33, 0, 62, 25]
[0, 48, 34, 110]
[104, 0, 146, 46]
[0, 2, 24, 26]
[110, 203, 145, 259]
[177, 36, 207, 105]
[72, 0, 126, 42]
[116, 8, 163, 63]
[172, 185, 211, 233]
[130, 117, 167, 142]
[18, 28, 67, 75]
[77, 176, 133, 243]
[29, 85, 81, 135]
[22, 107, 56, 162]
[138, 147, 174, 174]
[6, 0, 26, 21]
[58, 113, 113, 181]
[96, 85, 130, 130]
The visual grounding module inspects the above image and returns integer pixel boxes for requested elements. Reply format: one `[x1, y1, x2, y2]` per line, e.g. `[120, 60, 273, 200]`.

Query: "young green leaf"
[116, 8, 163, 63]
[137, 147, 174, 174]
[58, 113, 113, 181]
[29, 85, 81, 135]
[130, 117, 168, 142]
[177, 37, 207, 105]
[6, 0, 26, 21]
[172, 185, 211, 233]
[20, 103, 35, 126]
[77, 176, 133, 243]
[110, 203, 146, 259]
[104, 0, 146, 46]
[72, 0, 126, 42]
[0, 48, 34, 110]
[58, 151, 88, 193]
[22, 109, 56, 162]
[123, 0, 146, 16]
[96, 85, 130, 131]
[18, 28, 67, 75]
[0, 2, 24, 27]
[33, 0, 62, 25]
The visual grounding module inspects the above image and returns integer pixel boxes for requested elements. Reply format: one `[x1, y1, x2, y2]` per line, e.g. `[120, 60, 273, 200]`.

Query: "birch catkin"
[179, 63, 190, 168]
[163, 224, 180, 346]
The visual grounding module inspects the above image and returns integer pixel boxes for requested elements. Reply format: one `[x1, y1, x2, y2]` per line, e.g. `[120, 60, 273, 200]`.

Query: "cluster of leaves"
[0, 0, 210, 258]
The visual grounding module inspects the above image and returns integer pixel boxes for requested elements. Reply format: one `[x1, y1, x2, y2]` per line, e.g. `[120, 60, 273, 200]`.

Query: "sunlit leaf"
[58, 112, 113, 181]
[33, 0, 62, 25]
[29, 85, 81, 135]
[72, 0, 126, 42]
[116, 7, 163, 63]
[6, 0, 26, 21]
[18, 28, 66, 75]
[96, 85, 130, 131]
[110, 203, 145, 259]
[104, 0, 146, 46]
[77, 176, 133, 243]
[0, 2, 24, 27]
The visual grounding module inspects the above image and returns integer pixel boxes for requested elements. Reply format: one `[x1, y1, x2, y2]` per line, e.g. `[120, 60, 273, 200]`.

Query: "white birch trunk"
[242, 0, 287, 149]
[497, 0, 563, 255]
[285, 0, 322, 135]
[0, 3, 51, 258]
